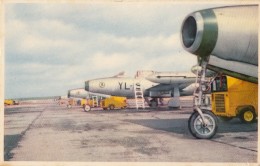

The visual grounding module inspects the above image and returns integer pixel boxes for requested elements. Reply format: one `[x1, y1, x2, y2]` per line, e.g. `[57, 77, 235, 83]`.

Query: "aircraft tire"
[84, 105, 91, 112]
[239, 108, 256, 123]
[150, 101, 158, 108]
[188, 110, 218, 139]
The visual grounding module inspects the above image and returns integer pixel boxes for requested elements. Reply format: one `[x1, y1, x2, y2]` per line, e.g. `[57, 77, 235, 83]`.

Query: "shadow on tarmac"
[127, 118, 257, 137]
[4, 134, 22, 161]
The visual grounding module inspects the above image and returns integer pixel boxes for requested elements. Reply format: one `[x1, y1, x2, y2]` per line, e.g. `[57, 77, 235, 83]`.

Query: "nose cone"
[85, 81, 90, 91]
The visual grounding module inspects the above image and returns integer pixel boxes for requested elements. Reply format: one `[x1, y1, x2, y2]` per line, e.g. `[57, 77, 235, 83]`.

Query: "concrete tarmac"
[4, 103, 257, 162]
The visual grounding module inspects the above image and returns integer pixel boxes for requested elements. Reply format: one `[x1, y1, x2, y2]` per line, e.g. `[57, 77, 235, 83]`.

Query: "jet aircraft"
[181, 5, 258, 83]
[85, 70, 198, 108]
[180, 5, 258, 139]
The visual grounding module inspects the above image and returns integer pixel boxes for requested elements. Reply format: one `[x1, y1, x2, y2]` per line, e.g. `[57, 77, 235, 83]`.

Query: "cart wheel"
[239, 108, 256, 123]
[188, 110, 218, 139]
[109, 104, 115, 110]
[84, 105, 91, 112]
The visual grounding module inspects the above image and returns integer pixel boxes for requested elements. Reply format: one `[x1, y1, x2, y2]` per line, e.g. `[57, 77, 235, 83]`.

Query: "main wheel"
[188, 110, 218, 139]
[84, 105, 91, 112]
[239, 108, 256, 123]
[150, 100, 158, 108]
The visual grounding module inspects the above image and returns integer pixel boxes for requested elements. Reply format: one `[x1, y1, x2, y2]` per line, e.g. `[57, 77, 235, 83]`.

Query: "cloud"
[4, 2, 231, 98]
[89, 52, 129, 70]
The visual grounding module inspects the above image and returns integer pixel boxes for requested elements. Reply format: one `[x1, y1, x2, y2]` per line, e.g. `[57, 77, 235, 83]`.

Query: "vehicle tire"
[109, 104, 115, 110]
[219, 116, 233, 122]
[84, 105, 91, 112]
[150, 100, 158, 108]
[188, 110, 218, 139]
[239, 108, 256, 123]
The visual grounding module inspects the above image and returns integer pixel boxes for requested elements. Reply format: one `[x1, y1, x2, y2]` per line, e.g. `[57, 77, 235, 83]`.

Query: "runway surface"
[4, 101, 257, 162]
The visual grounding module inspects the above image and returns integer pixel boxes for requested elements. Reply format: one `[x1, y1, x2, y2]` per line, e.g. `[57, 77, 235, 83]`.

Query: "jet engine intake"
[181, 5, 258, 65]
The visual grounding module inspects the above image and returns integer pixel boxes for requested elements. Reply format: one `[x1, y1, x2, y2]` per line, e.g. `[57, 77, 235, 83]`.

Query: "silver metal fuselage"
[181, 5, 258, 83]
[85, 77, 156, 98]
[85, 72, 197, 98]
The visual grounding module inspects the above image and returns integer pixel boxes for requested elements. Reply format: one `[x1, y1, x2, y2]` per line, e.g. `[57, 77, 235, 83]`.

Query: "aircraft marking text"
[119, 82, 131, 90]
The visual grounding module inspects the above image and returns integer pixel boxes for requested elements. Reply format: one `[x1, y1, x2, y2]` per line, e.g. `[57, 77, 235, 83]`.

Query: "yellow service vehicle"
[83, 96, 102, 112]
[211, 75, 258, 123]
[67, 98, 77, 108]
[101, 96, 127, 110]
[67, 98, 86, 107]
[4, 99, 14, 105]
[81, 98, 98, 107]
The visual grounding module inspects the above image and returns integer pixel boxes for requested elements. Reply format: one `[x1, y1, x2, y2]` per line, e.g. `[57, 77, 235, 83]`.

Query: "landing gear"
[188, 61, 218, 139]
[188, 110, 218, 139]
[149, 98, 158, 108]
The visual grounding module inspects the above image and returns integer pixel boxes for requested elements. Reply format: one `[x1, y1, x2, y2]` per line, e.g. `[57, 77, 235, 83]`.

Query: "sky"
[4, 2, 237, 99]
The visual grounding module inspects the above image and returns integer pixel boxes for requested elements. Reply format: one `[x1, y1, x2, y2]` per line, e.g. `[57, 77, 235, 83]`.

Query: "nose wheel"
[188, 110, 218, 139]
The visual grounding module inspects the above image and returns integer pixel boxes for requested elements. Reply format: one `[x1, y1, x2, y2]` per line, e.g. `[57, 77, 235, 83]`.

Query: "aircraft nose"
[85, 81, 90, 91]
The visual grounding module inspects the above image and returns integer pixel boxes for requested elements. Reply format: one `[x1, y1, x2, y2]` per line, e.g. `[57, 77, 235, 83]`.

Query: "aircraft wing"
[144, 81, 195, 98]
[145, 72, 196, 84]
[112, 71, 126, 78]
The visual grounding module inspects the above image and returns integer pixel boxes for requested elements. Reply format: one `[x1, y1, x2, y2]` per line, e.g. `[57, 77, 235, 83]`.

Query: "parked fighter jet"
[85, 70, 198, 108]
[181, 5, 258, 83]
